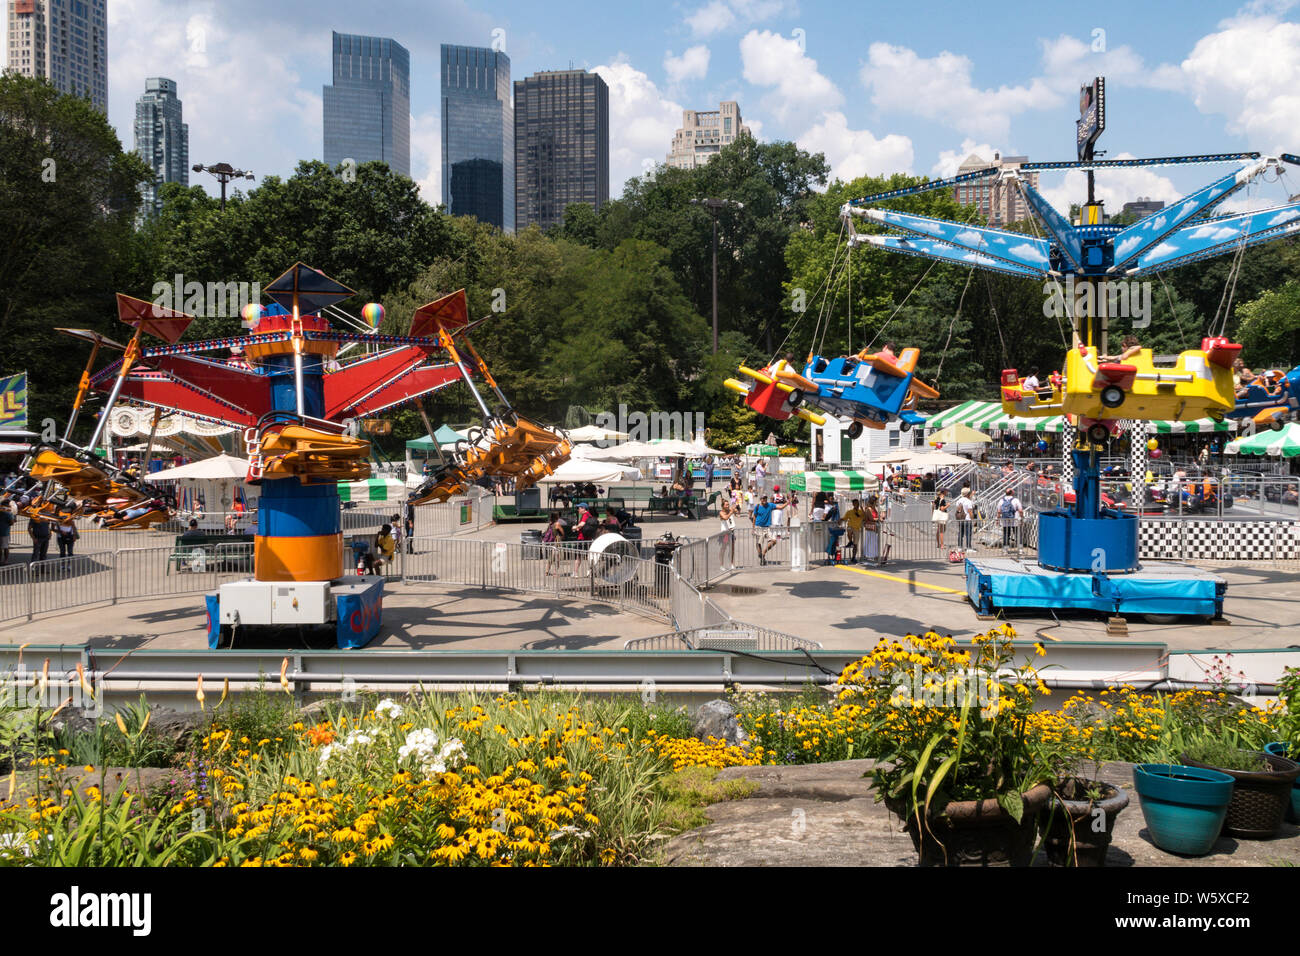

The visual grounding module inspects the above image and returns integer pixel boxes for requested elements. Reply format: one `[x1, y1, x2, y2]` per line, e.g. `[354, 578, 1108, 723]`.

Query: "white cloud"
[931, 139, 1002, 178]
[1180, 10, 1300, 153]
[1035, 34, 1184, 95]
[410, 111, 441, 207]
[664, 45, 711, 84]
[593, 59, 684, 195]
[740, 29, 842, 123]
[684, 0, 790, 37]
[860, 42, 1059, 141]
[1037, 154, 1182, 219]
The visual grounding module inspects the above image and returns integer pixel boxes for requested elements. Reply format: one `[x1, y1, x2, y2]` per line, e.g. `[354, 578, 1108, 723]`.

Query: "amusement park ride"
[10, 264, 570, 648]
[739, 76, 1300, 620]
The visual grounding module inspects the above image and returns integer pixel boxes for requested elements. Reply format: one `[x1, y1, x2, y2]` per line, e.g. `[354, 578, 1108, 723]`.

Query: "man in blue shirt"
[750, 494, 778, 565]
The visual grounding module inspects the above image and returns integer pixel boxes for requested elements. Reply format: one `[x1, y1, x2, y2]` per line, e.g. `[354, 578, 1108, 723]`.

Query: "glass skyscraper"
[514, 70, 609, 231]
[441, 44, 513, 232]
[323, 31, 410, 178]
[134, 77, 188, 216]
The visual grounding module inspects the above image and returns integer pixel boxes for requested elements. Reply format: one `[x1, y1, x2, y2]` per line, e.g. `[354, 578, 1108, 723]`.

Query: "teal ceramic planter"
[1264, 743, 1300, 824]
[1133, 764, 1234, 856]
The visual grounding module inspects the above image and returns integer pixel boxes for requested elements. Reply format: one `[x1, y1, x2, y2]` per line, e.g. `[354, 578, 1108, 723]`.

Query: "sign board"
[1076, 76, 1105, 160]
[0, 373, 28, 431]
[457, 498, 473, 526]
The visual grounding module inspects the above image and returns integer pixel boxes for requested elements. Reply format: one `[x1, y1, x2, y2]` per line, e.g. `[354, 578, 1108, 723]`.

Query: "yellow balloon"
[1146, 438, 1158, 451]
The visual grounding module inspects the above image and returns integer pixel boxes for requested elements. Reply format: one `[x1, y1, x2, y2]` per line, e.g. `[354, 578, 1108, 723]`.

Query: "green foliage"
[1182, 740, 1270, 772]
[209, 685, 296, 756]
[654, 765, 758, 834]
[1236, 281, 1300, 368]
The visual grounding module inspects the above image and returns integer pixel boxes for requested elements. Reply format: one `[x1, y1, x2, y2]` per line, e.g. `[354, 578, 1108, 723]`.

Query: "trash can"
[520, 529, 544, 560]
[621, 525, 643, 544]
[653, 536, 680, 597]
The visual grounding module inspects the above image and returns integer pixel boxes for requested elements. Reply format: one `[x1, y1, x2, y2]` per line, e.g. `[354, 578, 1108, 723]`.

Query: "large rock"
[136, 707, 210, 747]
[692, 699, 749, 747]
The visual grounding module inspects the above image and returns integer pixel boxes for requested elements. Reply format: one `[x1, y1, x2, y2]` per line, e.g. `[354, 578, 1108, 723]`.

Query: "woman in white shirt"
[718, 497, 736, 570]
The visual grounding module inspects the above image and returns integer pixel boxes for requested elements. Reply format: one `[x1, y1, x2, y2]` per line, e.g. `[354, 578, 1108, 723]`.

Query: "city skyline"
[2, 2, 1298, 219]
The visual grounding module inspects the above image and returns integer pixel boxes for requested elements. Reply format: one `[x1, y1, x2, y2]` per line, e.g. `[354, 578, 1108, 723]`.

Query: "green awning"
[787, 470, 880, 493]
[925, 400, 1064, 433]
[337, 477, 407, 502]
[1150, 419, 1235, 434]
[406, 424, 465, 451]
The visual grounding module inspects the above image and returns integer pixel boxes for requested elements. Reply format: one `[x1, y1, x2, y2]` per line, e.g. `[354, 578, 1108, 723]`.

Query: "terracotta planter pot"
[888, 784, 1053, 867]
[1038, 777, 1130, 866]
[1181, 750, 1300, 839]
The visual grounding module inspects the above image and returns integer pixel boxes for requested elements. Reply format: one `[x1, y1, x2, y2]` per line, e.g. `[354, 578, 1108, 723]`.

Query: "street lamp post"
[690, 197, 744, 354]
[192, 162, 256, 211]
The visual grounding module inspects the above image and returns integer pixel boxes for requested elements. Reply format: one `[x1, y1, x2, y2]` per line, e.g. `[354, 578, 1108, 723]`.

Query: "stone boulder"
[692, 699, 749, 747]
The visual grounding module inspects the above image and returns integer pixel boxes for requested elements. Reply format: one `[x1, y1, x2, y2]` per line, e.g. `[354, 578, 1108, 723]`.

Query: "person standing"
[717, 496, 736, 571]
[998, 490, 1024, 549]
[388, 513, 403, 556]
[705, 456, 715, 491]
[755, 458, 767, 497]
[750, 494, 778, 565]
[931, 489, 949, 550]
[771, 484, 788, 538]
[0, 495, 13, 565]
[404, 502, 416, 553]
[55, 516, 79, 570]
[28, 515, 51, 570]
[844, 498, 866, 563]
[953, 487, 977, 554]
[374, 524, 396, 576]
[862, 494, 881, 563]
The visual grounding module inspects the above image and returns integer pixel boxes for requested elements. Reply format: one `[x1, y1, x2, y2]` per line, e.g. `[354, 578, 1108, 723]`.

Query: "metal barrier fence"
[624, 621, 822, 651]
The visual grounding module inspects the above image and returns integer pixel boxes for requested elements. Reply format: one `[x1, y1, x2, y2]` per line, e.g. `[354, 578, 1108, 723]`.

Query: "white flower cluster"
[375, 699, 404, 720]
[317, 729, 375, 772]
[398, 728, 466, 778]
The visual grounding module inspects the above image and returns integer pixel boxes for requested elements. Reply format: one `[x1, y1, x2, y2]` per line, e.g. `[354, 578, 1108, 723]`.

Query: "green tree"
[0, 75, 153, 428]
[1235, 281, 1300, 368]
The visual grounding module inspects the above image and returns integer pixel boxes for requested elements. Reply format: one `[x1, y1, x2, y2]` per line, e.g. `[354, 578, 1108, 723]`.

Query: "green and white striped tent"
[337, 477, 408, 502]
[925, 400, 1236, 435]
[786, 470, 880, 493]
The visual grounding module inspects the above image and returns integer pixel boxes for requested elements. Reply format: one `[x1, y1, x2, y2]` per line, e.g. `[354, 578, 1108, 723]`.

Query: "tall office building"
[5, 0, 108, 113]
[322, 31, 410, 177]
[133, 77, 188, 216]
[441, 44, 513, 231]
[666, 101, 750, 170]
[514, 69, 608, 231]
[952, 152, 1039, 227]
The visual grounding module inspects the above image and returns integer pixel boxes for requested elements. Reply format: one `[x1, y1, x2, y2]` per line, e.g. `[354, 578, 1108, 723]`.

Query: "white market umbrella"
[903, 449, 972, 472]
[567, 424, 629, 442]
[149, 453, 251, 480]
[535, 459, 642, 483]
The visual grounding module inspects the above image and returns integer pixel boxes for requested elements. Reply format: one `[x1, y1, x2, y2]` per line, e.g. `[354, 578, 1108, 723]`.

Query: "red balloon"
[1149, 448, 1163, 458]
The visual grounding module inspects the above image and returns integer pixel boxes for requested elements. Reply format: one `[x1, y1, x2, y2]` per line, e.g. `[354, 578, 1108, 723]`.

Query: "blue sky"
[7, 0, 1299, 214]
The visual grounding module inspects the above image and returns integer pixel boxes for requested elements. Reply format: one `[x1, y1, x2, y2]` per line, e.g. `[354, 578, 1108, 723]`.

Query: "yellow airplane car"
[1061, 338, 1239, 424]
[999, 369, 1065, 418]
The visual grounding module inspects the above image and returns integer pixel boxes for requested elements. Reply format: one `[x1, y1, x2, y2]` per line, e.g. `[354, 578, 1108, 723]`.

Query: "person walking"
[55, 516, 79, 571]
[542, 512, 567, 575]
[717, 496, 736, 570]
[374, 524, 396, 576]
[771, 484, 788, 538]
[573, 504, 599, 576]
[705, 456, 715, 491]
[754, 458, 767, 497]
[931, 489, 949, 550]
[953, 487, 977, 554]
[750, 494, 778, 565]
[998, 489, 1024, 549]
[404, 501, 416, 553]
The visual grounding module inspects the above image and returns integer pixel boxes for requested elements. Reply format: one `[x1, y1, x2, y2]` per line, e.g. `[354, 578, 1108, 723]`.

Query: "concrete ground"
[660, 758, 1300, 867]
[705, 559, 1300, 652]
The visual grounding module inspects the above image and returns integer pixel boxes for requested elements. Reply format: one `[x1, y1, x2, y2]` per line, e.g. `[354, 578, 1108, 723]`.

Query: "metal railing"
[625, 621, 822, 651]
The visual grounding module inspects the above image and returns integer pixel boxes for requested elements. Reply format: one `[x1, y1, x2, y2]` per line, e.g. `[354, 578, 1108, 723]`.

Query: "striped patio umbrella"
[1224, 422, 1300, 456]
[786, 470, 880, 493]
[337, 477, 408, 502]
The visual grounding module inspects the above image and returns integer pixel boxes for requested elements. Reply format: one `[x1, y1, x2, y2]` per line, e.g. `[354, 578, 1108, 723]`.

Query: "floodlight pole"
[192, 162, 256, 211]
[690, 198, 744, 354]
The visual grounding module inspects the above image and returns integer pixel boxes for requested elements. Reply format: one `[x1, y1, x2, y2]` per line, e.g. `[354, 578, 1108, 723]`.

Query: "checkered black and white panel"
[1139, 520, 1300, 560]
[1061, 420, 1076, 485]
[1128, 421, 1149, 509]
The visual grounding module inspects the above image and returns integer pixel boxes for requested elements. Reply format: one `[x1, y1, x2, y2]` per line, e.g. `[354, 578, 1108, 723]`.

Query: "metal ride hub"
[838, 76, 1300, 621]
[11, 263, 570, 649]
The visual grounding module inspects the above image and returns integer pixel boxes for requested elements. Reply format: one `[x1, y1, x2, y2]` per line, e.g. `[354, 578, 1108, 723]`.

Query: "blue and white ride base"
[204, 576, 384, 649]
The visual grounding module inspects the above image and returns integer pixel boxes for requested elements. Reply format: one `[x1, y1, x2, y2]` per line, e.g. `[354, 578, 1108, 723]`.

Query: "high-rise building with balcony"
[441, 44, 513, 231]
[323, 31, 410, 177]
[5, 0, 108, 113]
[666, 101, 749, 170]
[952, 152, 1039, 227]
[133, 77, 188, 216]
[514, 69, 608, 231]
